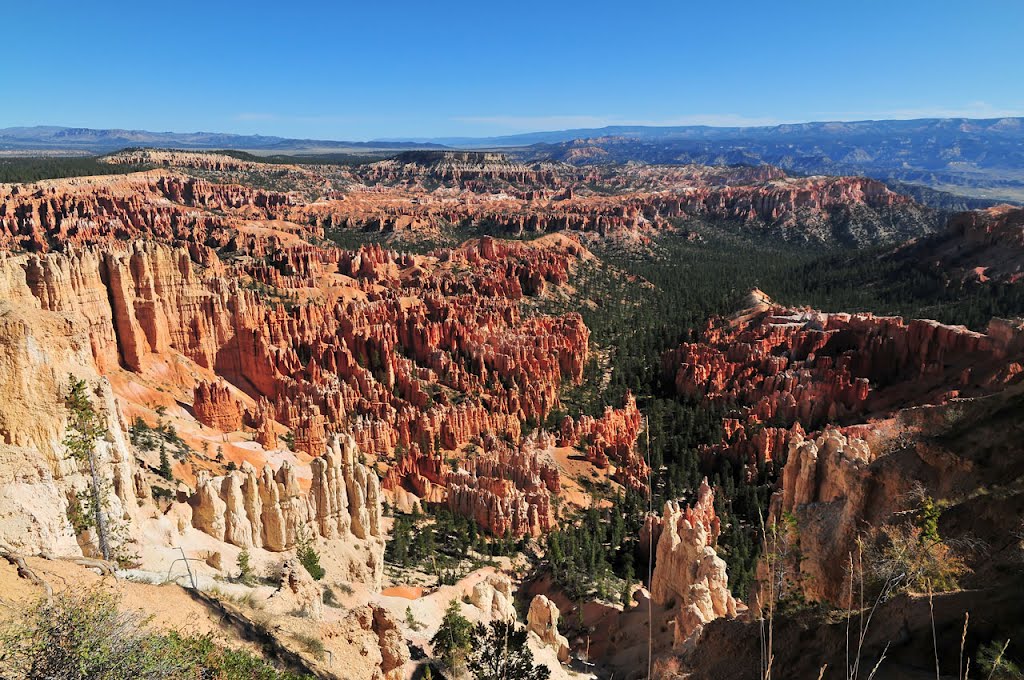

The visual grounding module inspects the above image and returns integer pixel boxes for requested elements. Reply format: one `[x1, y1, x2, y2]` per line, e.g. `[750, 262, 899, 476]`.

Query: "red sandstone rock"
[193, 379, 243, 431]
[559, 393, 649, 492]
[382, 432, 559, 537]
[665, 294, 1024, 473]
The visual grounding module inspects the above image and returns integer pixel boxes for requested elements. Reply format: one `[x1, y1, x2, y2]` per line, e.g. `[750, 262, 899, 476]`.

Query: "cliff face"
[0, 171, 294, 252]
[764, 429, 879, 607]
[892, 204, 1024, 283]
[18, 241, 236, 374]
[0, 264, 146, 556]
[526, 594, 570, 663]
[363, 152, 569, 191]
[650, 480, 737, 647]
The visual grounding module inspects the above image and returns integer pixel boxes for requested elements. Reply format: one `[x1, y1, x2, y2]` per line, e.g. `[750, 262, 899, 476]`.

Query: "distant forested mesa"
[212, 149, 388, 166]
[0, 151, 383, 185]
[0, 156, 150, 182]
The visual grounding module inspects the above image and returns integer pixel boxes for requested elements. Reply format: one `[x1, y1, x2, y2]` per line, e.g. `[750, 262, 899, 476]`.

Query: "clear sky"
[4, 0, 1023, 140]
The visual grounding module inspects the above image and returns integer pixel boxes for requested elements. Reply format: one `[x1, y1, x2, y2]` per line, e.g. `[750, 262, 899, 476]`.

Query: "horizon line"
[2, 113, 1023, 146]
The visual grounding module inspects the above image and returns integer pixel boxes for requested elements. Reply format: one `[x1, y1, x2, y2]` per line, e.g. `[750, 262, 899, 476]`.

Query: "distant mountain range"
[4, 118, 1023, 202]
[0, 126, 443, 153]
[499, 116, 1019, 202]
[391, 118, 1024, 203]
[385, 117, 1024, 148]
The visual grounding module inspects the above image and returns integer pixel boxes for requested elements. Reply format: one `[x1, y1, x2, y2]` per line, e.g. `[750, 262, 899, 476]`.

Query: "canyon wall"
[0, 261, 147, 555]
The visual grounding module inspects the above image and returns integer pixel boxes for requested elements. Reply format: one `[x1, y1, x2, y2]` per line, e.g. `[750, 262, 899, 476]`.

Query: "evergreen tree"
[159, 441, 172, 481]
[64, 378, 112, 562]
[237, 548, 254, 585]
[297, 533, 325, 580]
[430, 601, 473, 674]
[467, 620, 551, 680]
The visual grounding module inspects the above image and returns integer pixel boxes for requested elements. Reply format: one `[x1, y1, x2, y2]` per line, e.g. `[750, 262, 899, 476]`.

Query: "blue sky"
[4, 0, 1023, 140]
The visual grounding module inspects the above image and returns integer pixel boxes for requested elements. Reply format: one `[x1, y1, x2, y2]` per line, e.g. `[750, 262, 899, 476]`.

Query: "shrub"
[151, 486, 173, 501]
[297, 535, 325, 581]
[863, 522, 970, 596]
[321, 587, 340, 608]
[237, 548, 255, 585]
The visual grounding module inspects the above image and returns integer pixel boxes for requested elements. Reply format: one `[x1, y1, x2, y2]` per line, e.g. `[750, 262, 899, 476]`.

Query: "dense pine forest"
[0, 156, 150, 182]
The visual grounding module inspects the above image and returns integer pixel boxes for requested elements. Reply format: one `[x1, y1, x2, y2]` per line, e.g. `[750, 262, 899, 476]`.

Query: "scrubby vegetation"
[0, 589, 308, 679]
[130, 416, 195, 463]
[386, 506, 523, 578]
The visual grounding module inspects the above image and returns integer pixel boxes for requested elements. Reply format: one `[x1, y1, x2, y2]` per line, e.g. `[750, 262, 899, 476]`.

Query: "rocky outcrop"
[364, 151, 569, 191]
[758, 429, 877, 608]
[526, 594, 570, 663]
[103, 148, 301, 174]
[322, 605, 409, 680]
[382, 431, 560, 537]
[369, 605, 409, 680]
[471, 573, 517, 622]
[672, 304, 1024, 417]
[189, 434, 381, 550]
[0, 171, 295, 252]
[891, 204, 1024, 284]
[193, 380, 243, 431]
[665, 296, 1024, 474]
[446, 437, 559, 538]
[272, 557, 324, 621]
[660, 175, 936, 244]
[17, 240, 235, 374]
[559, 392, 648, 492]
[650, 480, 737, 647]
